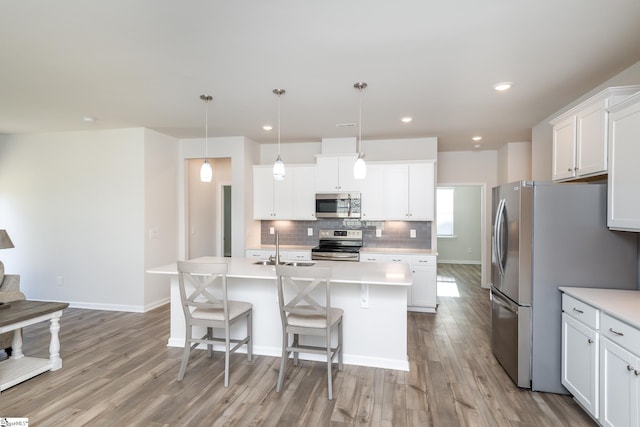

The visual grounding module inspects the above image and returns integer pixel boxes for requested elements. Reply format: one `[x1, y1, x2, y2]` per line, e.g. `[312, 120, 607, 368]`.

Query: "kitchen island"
[148, 256, 412, 370]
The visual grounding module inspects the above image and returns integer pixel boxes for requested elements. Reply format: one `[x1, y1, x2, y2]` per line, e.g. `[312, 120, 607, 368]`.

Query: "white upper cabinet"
[291, 166, 316, 220]
[315, 155, 359, 192]
[359, 164, 385, 220]
[550, 85, 640, 182]
[384, 162, 435, 221]
[253, 165, 315, 220]
[607, 91, 640, 232]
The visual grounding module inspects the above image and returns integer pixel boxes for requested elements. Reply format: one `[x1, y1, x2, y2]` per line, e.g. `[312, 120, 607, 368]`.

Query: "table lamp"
[0, 229, 15, 308]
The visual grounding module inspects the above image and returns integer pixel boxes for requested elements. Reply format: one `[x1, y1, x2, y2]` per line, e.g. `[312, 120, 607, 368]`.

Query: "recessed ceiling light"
[493, 82, 513, 92]
[472, 136, 482, 141]
[401, 116, 413, 123]
[82, 116, 95, 123]
[263, 125, 273, 131]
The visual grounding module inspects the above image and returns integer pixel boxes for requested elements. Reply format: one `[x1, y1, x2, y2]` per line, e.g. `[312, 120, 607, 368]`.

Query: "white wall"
[437, 185, 482, 264]
[437, 150, 498, 287]
[498, 141, 531, 184]
[144, 129, 178, 310]
[0, 129, 161, 311]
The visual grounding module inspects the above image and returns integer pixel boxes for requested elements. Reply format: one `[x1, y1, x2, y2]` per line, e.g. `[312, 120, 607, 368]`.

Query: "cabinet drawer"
[383, 254, 411, 264]
[562, 294, 599, 330]
[284, 251, 311, 261]
[601, 313, 640, 355]
[360, 253, 384, 263]
[411, 255, 436, 267]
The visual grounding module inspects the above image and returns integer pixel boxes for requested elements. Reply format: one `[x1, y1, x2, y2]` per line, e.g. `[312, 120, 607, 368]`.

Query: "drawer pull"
[587, 338, 594, 344]
[635, 370, 639, 376]
[627, 365, 635, 371]
[609, 328, 624, 336]
[572, 307, 584, 314]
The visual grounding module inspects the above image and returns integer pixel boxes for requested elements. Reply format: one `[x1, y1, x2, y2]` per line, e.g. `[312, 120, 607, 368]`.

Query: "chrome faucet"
[275, 231, 280, 265]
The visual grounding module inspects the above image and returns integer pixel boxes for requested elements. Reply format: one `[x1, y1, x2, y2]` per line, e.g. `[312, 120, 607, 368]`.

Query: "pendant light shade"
[353, 82, 368, 180]
[200, 94, 213, 183]
[273, 89, 286, 181]
[200, 159, 213, 182]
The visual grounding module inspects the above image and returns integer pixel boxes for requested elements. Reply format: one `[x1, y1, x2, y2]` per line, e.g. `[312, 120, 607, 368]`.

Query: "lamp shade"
[273, 155, 286, 181]
[0, 230, 14, 249]
[200, 160, 213, 182]
[353, 155, 367, 180]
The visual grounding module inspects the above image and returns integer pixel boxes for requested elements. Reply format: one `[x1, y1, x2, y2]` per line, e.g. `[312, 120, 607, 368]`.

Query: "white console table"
[0, 300, 69, 391]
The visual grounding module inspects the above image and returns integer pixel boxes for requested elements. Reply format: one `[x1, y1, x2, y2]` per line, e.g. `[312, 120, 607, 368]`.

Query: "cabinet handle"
[572, 307, 584, 314]
[627, 365, 635, 371]
[587, 338, 594, 344]
[635, 370, 639, 376]
[567, 168, 572, 172]
[609, 328, 624, 336]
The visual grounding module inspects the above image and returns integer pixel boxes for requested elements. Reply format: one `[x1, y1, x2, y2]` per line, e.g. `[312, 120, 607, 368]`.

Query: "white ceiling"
[1, 1, 640, 151]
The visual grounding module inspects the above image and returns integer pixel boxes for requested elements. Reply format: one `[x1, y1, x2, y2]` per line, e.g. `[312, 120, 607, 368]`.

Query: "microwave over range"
[315, 193, 361, 219]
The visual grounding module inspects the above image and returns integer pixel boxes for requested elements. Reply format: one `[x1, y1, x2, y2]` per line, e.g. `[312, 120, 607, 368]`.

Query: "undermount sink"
[253, 260, 280, 266]
[285, 261, 315, 267]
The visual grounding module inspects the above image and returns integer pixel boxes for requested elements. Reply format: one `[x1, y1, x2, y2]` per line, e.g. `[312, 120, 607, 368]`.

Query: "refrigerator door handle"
[492, 288, 518, 314]
[494, 198, 507, 277]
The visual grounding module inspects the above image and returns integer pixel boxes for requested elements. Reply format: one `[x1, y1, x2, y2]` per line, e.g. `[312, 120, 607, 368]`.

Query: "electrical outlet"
[375, 228, 382, 237]
[307, 228, 313, 236]
[56, 276, 64, 286]
[410, 229, 416, 238]
[467, 247, 472, 253]
[269, 227, 275, 235]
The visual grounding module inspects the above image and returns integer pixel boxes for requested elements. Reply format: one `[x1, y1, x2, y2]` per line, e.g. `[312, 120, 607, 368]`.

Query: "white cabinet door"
[292, 166, 316, 220]
[384, 163, 435, 221]
[576, 98, 608, 177]
[384, 165, 410, 220]
[552, 115, 577, 181]
[562, 313, 599, 418]
[359, 164, 385, 220]
[410, 265, 436, 310]
[600, 338, 640, 427]
[408, 163, 435, 220]
[315, 156, 358, 192]
[273, 175, 294, 219]
[608, 94, 640, 231]
[253, 167, 276, 219]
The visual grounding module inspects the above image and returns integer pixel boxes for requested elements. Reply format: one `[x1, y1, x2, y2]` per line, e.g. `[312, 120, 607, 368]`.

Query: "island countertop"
[147, 256, 412, 287]
[148, 256, 413, 371]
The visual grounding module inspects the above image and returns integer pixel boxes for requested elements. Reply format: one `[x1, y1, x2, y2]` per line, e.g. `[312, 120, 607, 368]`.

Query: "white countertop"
[148, 256, 412, 287]
[559, 287, 640, 329]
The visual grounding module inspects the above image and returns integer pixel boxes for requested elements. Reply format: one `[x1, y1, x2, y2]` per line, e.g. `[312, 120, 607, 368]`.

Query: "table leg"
[11, 328, 23, 359]
[49, 311, 63, 370]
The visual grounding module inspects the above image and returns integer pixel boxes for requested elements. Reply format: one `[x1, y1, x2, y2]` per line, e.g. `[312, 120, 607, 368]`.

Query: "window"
[437, 187, 454, 237]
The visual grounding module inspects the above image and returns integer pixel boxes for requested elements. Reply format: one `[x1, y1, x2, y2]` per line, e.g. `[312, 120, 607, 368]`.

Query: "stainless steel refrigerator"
[490, 181, 638, 394]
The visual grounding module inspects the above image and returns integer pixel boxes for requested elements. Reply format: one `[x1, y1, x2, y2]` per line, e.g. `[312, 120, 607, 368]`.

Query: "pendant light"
[200, 94, 213, 182]
[353, 82, 368, 180]
[272, 89, 286, 181]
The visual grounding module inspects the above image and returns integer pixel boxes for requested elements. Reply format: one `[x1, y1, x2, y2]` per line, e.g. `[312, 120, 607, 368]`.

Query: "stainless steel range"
[311, 229, 363, 262]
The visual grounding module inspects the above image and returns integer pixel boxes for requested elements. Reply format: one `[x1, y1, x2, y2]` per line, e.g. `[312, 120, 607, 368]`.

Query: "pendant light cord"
[205, 98, 209, 159]
[358, 87, 362, 155]
[277, 92, 281, 156]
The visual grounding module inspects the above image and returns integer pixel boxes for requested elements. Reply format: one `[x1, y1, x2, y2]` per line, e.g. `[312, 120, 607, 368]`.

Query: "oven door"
[311, 251, 360, 262]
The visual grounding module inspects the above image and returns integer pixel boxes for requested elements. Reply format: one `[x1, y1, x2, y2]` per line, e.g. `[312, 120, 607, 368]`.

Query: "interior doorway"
[185, 158, 232, 259]
[222, 184, 232, 257]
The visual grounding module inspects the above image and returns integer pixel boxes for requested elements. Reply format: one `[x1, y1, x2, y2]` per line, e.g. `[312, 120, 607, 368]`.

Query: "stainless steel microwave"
[315, 193, 361, 219]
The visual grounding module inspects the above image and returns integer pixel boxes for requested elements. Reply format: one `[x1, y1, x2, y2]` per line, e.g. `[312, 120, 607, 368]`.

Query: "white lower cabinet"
[361, 252, 437, 312]
[561, 291, 640, 427]
[600, 313, 640, 427]
[245, 249, 311, 261]
[561, 312, 599, 418]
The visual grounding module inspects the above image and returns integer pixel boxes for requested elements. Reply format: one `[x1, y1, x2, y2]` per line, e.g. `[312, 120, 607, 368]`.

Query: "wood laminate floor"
[0, 264, 595, 426]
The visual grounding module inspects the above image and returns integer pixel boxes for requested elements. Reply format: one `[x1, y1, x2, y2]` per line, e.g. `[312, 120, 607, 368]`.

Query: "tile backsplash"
[260, 219, 431, 250]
